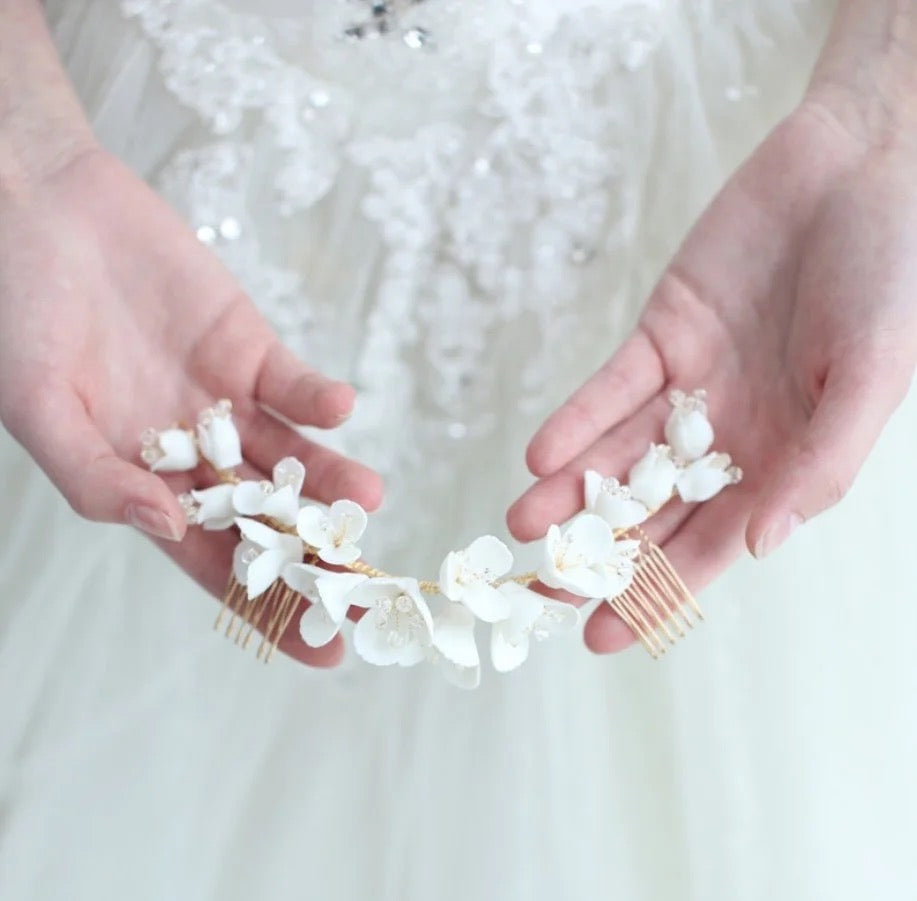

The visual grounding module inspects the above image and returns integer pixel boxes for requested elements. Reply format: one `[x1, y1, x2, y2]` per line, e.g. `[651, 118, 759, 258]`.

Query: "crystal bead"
[394, 594, 413, 613]
[219, 217, 241, 240]
[402, 27, 430, 50]
[140, 428, 158, 447]
[140, 447, 160, 465]
[195, 225, 216, 244]
[214, 398, 233, 416]
[259, 480, 274, 494]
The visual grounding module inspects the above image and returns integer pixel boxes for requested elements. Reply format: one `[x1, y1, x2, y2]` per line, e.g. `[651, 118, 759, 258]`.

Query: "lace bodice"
[58, 0, 825, 562]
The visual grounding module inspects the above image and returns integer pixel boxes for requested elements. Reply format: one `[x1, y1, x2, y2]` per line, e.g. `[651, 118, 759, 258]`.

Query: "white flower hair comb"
[140, 389, 741, 685]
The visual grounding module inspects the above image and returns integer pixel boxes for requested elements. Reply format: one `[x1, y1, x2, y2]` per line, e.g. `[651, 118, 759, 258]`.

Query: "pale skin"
[1, 1, 915, 664]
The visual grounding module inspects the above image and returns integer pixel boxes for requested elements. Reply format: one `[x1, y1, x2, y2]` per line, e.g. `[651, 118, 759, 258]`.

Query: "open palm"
[0, 149, 383, 666]
[507, 105, 917, 652]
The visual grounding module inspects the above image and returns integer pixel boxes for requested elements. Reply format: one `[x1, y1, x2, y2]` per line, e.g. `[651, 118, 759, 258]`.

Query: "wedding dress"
[1, 1, 916, 899]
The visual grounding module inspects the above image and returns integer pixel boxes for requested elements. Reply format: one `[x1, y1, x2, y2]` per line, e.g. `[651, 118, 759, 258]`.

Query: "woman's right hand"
[0, 146, 384, 666]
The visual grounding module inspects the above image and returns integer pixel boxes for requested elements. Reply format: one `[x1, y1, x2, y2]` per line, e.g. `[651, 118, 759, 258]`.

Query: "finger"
[747, 358, 911, 558]
[14, 388, 186, 541]
[238, 405, 384, 511]
[525, 330, 665, 477]
[255, 340, 356, 428]
[583, 604, 639, 654]
[508, 394, 671, 541]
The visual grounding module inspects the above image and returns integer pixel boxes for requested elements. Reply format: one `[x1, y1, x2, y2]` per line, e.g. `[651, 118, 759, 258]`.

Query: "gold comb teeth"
[214, 574, 303, 663]
[607, 528, 704, 659]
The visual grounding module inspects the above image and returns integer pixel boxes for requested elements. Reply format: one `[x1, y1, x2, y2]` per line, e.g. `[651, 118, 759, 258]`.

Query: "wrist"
[806, 0, 917, 152]
[0, 1, 98, 196]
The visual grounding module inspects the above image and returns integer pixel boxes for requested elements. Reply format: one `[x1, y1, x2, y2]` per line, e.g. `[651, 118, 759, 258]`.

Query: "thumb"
[747, 357, 910, 558]
[10, 388, 187, 541]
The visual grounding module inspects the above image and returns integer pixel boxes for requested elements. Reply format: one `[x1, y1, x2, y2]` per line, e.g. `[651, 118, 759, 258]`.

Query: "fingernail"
[126, 504, 183, 542]
[753, 513, 803, 559]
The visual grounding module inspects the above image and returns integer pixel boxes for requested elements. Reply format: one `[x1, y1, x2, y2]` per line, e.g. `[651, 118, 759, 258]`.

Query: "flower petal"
[676, 453, 735, 502]
[352, 610, 403, 666]
[628, 445, 678, 510]
[273, 456, 306, 495]
[583, 469, 603, 511]
[151, 429, 199, 472]
[565, 514, 615, 561]
[551, 565, 612, 599]
[498, 582, 545, 643]
[594, 492, 649, 531]
[665, 407, 714, 461]
[315, 572, 368, 623]
[281, 562, 324, 599]
[317, 542, 361, 566]
[432, 603, 480, 668]
[491, 625, 531, 673]
[329, 499, 368, 543]
[235, 517, 286, 549]
[537, 600, 580, 635]
[232, 539, 257, 585]
[438, 551, 462, 601]
[197, 416, 242, 471]
[464, 535, 513, 580]
[192, 483, 235, 527]
[260, 485, 300, 526]
[299, 602, 343, 647]
[246, 548, 287, 599]
[458, 581, 511, 623]
[232, 481, 267, 516]
[296, 506, 333, 548]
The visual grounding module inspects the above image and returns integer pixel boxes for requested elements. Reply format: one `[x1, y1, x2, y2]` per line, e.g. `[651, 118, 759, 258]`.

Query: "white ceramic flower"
[430, 602, 481, 689]
[602, 538, 641, 600]
[347, 578, 434, 667]
[283, 563, 368, 648]
[296, 499, 368, 565]
[197, 399, 243, 471]
[438, 535, 513, 622]
[233, 457, 306, 527]
[538, 514, 619, 599]
[627, 444, 678, 511]
[140, 427, 198, 472]
[665, 389, 714, 461]
[676, 452, 743, 502]
[233, 517, 304, 599]
[491, 582, 580, 673]
[178, 483, 235, 530]
[583, 471, 650, 530]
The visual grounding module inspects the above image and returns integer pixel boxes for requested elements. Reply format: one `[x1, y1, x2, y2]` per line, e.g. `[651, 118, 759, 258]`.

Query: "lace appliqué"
[120, 0, 669, 558]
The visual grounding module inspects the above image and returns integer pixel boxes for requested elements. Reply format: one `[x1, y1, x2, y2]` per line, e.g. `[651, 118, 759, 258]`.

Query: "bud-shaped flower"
[140, 427, 199, 472]
[628, 444, 678, 511]
[665, 389, 714, 461]
[676, 453, 742, 503]
[583, 471, 649, 530]
[197, 399, 242, 471]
